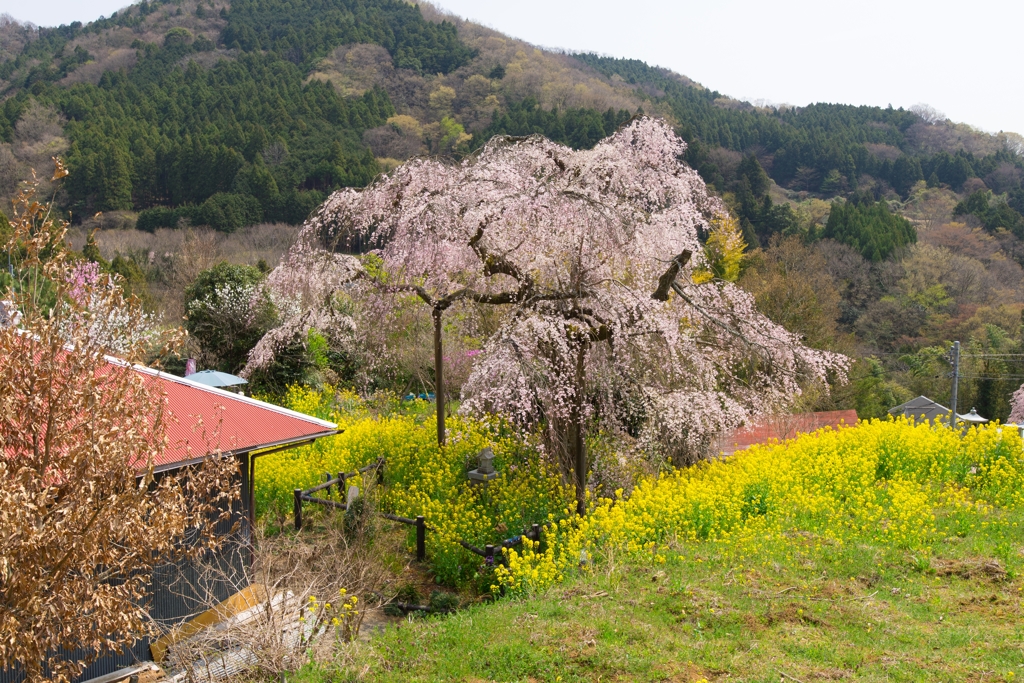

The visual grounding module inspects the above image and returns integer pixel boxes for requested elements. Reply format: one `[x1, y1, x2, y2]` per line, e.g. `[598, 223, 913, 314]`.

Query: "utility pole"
[948, 341, 960, 427]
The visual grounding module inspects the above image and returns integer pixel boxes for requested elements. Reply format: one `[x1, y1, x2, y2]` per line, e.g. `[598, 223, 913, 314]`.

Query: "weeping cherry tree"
[255, 118, 849, 512]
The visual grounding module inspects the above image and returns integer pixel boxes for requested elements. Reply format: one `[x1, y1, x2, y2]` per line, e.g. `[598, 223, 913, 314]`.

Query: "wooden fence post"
[324, 472, 332, 494]
[377, 459, 385, 486]
[293, 489, 303, 531]
[339, 472, 347, 500]
[485, 544, 495, 566]
[416, 516, 426, 561]
[532, 523, 541, 551]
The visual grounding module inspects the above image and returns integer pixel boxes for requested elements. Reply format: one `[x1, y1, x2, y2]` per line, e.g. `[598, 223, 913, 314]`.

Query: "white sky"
[5, 0, 1023, 136]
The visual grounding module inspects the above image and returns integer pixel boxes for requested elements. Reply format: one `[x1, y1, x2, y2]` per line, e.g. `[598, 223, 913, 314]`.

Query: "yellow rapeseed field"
[255, 386, 573, 584]
[496, 418, 1024, 595]
[259, 388, 1024, 594]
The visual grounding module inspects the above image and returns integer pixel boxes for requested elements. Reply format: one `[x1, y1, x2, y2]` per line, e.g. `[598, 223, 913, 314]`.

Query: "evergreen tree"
[822, 199, 916, 261]
[890, 155, 923, 198]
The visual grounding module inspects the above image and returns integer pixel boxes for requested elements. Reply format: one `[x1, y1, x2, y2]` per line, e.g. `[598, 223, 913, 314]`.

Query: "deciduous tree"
[0, 164, 238, 682]
[1009, 384, 1024, 424]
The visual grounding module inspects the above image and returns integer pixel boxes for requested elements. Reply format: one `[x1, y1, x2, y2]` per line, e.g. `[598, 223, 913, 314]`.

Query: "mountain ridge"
[0, 0, 1021, 236]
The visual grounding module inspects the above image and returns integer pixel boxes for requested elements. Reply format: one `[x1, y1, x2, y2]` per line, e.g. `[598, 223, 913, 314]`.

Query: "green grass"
[293, 511, 1024, 683]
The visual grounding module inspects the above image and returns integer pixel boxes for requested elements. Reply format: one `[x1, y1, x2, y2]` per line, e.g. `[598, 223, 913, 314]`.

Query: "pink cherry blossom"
[1009, 385, 1024, 424]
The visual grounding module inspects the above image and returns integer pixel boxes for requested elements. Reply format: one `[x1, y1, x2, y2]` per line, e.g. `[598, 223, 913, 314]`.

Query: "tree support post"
[949, 340, 961, 427]
[416, 515, 426, 562]
[572, 341, 588, 515]
[293, 489, 303, 531]
[433, 306, 445, 447]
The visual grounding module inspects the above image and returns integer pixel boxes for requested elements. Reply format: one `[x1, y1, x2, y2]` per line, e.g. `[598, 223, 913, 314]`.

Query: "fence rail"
[292, 458, 544, 567]
[292, 458, 385, 531]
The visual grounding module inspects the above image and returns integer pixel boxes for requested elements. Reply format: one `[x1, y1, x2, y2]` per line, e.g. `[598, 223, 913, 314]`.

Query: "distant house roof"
[718, 409, 859, 456]
[888, 395, 950, 424]
[132, 365, 337, 472]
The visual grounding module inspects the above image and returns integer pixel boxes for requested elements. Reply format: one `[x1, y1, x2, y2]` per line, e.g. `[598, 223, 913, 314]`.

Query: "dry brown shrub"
[163, 505, 393, 679]
[65, 224, 299, 324]
[0, 163, 240, 683]
[61, 48, 138, 86]
[863, 142, 903, 162]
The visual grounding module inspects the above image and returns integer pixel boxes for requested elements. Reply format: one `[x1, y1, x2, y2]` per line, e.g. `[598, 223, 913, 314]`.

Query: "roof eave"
[148, 428, 340, 475]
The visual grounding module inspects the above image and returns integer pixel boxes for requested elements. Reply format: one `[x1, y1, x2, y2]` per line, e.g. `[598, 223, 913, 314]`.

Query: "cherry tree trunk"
[433, 306, 445, 447]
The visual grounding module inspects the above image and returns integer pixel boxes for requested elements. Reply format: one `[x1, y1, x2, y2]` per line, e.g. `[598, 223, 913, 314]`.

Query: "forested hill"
[1, 0, 1022, 238]
[5, 0, 1024, 421]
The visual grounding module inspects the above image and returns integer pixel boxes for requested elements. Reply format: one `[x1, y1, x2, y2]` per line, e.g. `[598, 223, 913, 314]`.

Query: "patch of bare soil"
[931, 558, 1007, 581]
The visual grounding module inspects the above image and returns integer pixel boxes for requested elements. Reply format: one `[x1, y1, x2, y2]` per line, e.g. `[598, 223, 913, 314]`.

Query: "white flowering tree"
[259, 118, 849, 511]
[241, 227, 364, 389]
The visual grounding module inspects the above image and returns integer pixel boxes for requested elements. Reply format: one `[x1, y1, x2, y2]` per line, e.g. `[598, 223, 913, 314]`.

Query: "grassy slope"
[297, 518, 1024, 682]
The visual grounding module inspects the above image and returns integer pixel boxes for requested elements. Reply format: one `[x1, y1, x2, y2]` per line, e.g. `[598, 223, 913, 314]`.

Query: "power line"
[960, 375, 1024, 381]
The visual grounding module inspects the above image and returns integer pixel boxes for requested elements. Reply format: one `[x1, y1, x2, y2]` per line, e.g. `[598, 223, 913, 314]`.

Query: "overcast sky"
[7, 0, 1023, 135]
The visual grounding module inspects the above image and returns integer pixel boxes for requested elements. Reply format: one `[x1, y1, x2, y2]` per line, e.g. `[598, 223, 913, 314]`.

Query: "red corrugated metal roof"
[718, 410, 859, 456]
[132, 365, 337, 471]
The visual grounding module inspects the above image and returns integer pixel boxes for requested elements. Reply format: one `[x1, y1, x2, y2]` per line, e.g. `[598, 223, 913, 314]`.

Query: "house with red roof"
[135, 365, 337, 531]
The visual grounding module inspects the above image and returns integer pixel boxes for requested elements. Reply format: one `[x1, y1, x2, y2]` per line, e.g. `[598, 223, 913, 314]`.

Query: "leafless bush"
[363, 120, 426, 160]
[13, 101, 66, 158]
[984, 162, 1022, 195]
[61, 48, 138, 86]
[1002, 132, 1024, 159]
[863, 142, 903, 162]
[0, 13, 31, 62]
[162, 497, 392, 680]
[228, 223, 301, 266]
[905, 121, 1003, 157]
[706, 147, 742, 180]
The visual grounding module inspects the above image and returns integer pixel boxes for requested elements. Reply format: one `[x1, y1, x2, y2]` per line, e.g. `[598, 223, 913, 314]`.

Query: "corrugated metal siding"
[0, 495, 248, 683]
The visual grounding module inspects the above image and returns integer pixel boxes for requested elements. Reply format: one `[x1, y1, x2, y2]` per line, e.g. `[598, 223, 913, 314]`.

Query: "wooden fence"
[292, 458, 543, 565]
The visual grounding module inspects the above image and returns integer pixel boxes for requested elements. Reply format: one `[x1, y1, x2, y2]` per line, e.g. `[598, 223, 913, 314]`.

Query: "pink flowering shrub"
[67, 261, 101, 304]
[63, 260, 158, 354]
